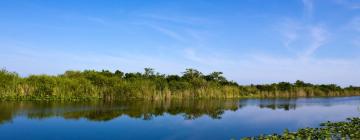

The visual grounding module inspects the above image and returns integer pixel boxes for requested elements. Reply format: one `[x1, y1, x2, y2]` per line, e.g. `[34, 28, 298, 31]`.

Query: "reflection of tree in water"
[0, 102, 17, 124]
[0, 97, 357, 124]
[235, 98, 298, 111]
[257, 99, 297, 111]
[0, 99, 240, 123]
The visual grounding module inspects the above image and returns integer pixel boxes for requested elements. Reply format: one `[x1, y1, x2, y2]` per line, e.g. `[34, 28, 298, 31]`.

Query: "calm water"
[0, 96, 359, 140]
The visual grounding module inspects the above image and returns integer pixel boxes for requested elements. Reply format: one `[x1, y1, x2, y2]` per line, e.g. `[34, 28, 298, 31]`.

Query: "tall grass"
[0, 68, 359, 101]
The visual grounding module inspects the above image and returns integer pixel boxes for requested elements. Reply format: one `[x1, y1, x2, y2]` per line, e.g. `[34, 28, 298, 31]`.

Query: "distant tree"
[205, 72, 226, 82]
[182, 68, 202, 80]
[100, 70, 113, 77]
[114, 70, 124, 78]
[277, 82, 292, 91]
[295, 80, 306, 87]
[166, 75, 181, 82]
[295, 80, 313, 87]
[144, 68, 155, 77]
[124, 72, 142, 79]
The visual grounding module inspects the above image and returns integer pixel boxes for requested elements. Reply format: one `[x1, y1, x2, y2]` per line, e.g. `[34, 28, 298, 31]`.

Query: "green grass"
[1, 68, 359, 100]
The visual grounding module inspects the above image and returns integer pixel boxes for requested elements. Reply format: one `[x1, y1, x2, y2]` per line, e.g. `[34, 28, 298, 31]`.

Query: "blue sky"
[0, 0, 359, 86]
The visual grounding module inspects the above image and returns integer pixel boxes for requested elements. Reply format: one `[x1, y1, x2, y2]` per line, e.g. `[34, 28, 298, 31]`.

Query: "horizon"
[1, 0, 360, 86]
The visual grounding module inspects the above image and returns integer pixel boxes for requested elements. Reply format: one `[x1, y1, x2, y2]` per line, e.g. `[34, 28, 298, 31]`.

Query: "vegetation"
[0, 68, 360, 100]
[243, 117, 360, 140]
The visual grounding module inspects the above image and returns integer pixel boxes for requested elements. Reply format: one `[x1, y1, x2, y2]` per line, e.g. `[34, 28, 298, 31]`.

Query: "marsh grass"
[1, 68, 359, 101]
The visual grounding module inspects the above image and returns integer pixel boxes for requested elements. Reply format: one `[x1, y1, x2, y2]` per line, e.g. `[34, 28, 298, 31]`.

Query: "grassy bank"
[1, 68, 360, 101]
[242, 117, 360, 140]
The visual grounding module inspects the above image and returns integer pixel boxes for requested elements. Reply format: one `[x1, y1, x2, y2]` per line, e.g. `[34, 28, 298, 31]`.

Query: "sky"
[0, 0, 360, 86]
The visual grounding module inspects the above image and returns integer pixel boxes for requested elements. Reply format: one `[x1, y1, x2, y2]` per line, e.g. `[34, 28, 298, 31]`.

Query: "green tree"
[205, 71, 226, 82]
[114, 70, 124, 78]
[182, 68, 202, 80]
[144, 68, 155, 77]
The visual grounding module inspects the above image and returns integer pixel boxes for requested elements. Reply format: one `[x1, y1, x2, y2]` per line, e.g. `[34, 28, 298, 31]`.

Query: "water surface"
[0, 96, 359, 140]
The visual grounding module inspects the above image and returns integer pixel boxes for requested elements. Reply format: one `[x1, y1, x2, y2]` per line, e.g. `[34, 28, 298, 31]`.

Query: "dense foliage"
[242, 117, 360, 140]
[0, 68, 359, 100]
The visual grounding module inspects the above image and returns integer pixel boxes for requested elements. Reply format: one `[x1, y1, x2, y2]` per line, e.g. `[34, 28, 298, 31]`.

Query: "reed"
[1, 68, 359, 101]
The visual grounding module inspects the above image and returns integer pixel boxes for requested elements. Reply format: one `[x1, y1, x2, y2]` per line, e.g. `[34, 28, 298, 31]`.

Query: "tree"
[295, 80, 305, 87]
[205, 72, 226, 82]
[277, 82, 292, 91]
[166, 75, 181, 82]
[182, 68, 202, 80]
[114, 70, 124, 78]
[100, 70, 113, 77]
[144, 68, 155, 77]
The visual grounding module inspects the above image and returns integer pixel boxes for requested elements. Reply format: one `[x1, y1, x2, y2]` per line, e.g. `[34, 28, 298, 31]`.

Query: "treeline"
[0, 68, 359, 100]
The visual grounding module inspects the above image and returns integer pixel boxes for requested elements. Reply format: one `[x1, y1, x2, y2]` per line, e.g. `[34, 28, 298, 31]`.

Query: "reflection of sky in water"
[0, 97, 359, 140]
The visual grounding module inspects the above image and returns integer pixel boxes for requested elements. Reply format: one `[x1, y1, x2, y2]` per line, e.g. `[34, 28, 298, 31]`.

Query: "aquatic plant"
[242, 117, 360, 140]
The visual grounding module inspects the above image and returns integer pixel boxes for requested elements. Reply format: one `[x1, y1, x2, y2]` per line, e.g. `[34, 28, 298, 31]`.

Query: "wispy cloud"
[86, 16, 107, 25]
[353, 37, 360, 47]
[302, 25, 329, 58]
[334, 0, 360, 9]
[231, 53, 360, 86]
[135, 13, 211, 45]
[0, 42, 185, 76]
[302, 0, 314, 18]
[278, 21, 329, 59]
[148, 25, 187, 42]
[278, 1, 330, 59]
[136, 13, 219, 66]
[349, 17, 360, 32]
[140, 14, 209, 25]
[279, 20, 301, 49]
[346, 17, 360, 48]
[183, 48, 234, 66]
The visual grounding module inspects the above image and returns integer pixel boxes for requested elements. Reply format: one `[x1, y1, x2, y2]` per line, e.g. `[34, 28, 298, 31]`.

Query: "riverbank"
[1, 68, 360, 101]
